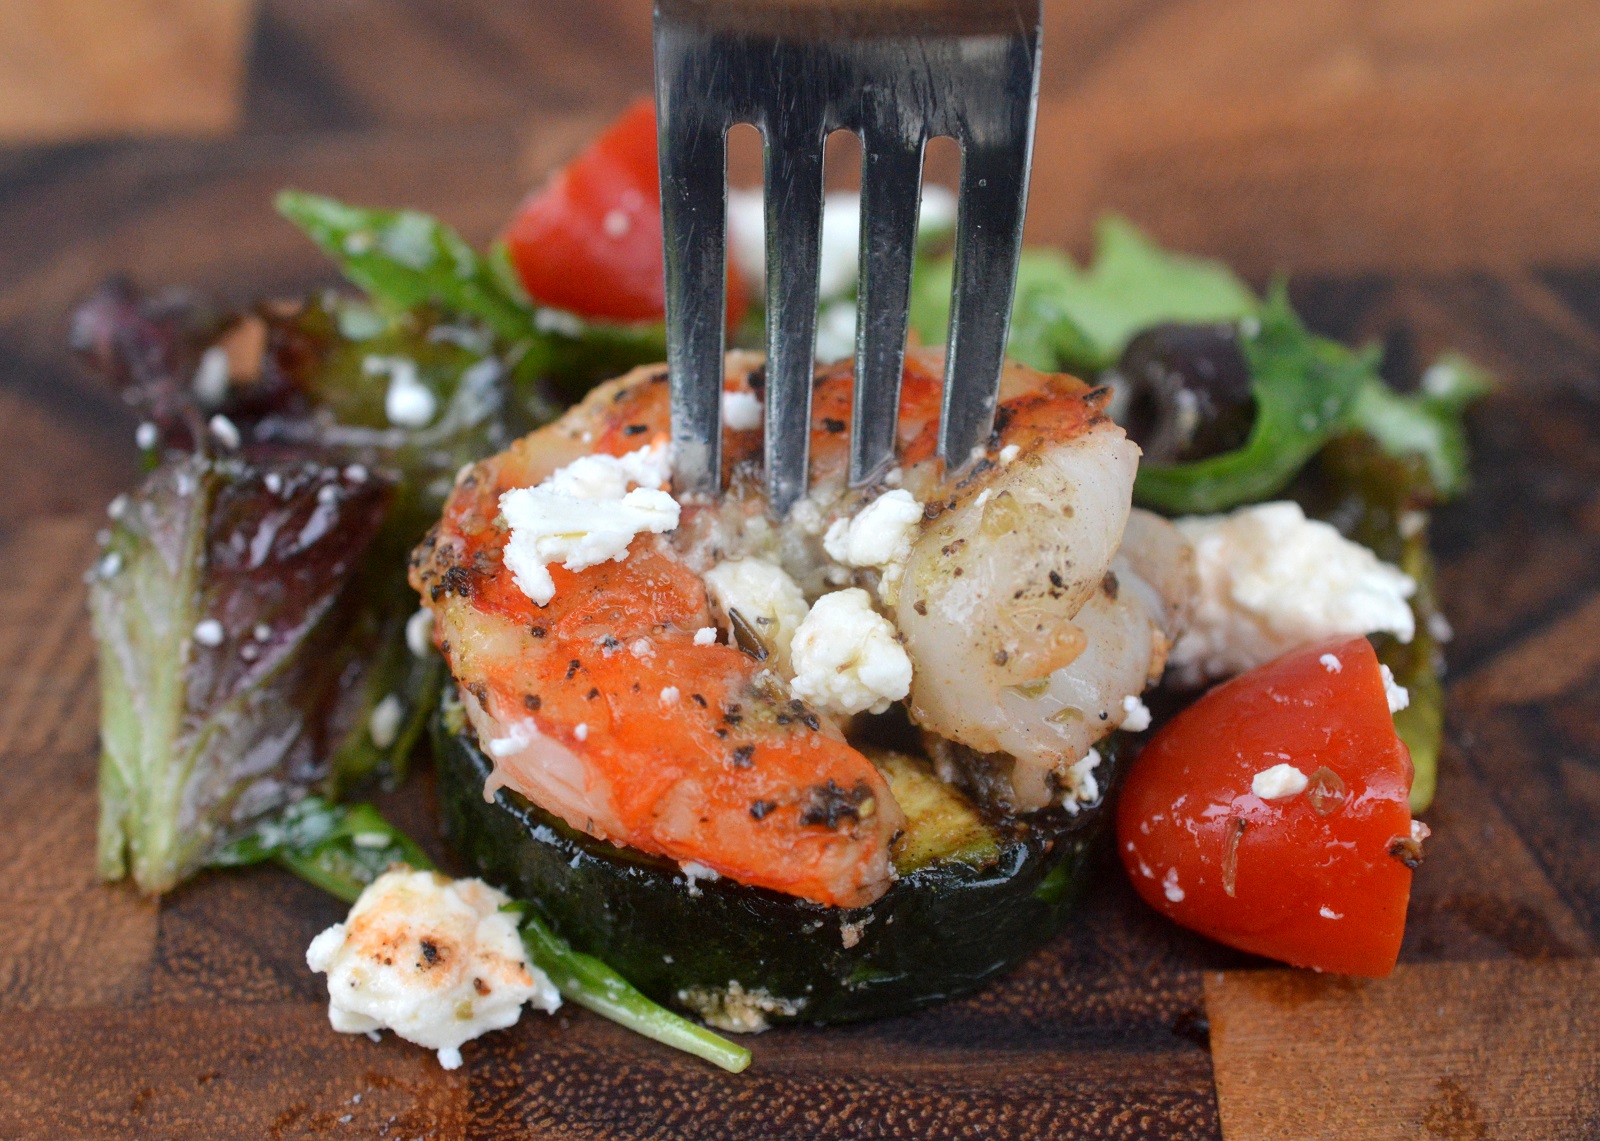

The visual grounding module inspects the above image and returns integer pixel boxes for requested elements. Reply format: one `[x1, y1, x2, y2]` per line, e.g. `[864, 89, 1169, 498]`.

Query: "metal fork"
[654, 0, 1042, 513]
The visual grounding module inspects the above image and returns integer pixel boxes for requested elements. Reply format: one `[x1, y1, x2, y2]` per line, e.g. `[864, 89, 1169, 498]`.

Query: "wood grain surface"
[1, 4, 1598, 1138]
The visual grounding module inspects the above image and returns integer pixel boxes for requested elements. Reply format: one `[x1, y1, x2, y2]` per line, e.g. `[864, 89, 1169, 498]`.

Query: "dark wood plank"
[1207, 960, 1600, 1140]
[0, 516, 157, 1012]
[0, 1001, 470, 1140]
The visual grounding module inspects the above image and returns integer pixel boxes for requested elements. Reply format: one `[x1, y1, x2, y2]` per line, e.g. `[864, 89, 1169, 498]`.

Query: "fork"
[654, 0, 1043, 513]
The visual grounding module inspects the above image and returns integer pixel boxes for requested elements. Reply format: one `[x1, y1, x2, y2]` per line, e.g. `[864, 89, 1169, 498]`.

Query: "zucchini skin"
[435, 717, 1106, 1025]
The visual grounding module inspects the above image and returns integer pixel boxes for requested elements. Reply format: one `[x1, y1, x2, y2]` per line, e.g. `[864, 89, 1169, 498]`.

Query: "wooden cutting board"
[3, 4, 1600, 1137]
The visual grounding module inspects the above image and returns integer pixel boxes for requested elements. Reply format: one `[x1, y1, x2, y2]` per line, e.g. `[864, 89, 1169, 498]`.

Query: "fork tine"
[655, 38, 731, 496]
[850, 130, 924, 487]
[938, 130, 1034, 470]
[762, 117, 828, 515]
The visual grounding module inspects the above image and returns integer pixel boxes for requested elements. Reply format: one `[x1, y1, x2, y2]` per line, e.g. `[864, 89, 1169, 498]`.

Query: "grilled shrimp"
[892, 379, 1194, 810]
[411, 347, 1192, 905]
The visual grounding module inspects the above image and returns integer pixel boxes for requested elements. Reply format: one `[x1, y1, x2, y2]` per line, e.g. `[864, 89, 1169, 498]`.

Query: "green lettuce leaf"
[1347, 352, 1494, 502]
[1133, 284, 1375, 513]
[910, 215, 1258, 373]
[93, 456, 394, 892]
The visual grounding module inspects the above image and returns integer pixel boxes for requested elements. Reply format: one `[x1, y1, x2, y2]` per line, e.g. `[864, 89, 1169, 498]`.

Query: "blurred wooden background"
[4, 0, 1598, 514]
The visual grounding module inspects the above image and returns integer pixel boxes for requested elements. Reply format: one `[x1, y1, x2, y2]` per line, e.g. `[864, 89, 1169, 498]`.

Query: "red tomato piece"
[503, 97, 747, 327]
[1117, 636, 1418, 977]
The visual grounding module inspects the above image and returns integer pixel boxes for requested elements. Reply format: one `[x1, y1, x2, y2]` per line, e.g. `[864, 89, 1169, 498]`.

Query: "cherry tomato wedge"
[1117, 636, 1418, 977]
[502, 97, 747, 327]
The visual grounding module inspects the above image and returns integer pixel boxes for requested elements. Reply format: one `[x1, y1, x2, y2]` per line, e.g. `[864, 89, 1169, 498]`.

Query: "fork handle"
[656, 0, 1036, 38]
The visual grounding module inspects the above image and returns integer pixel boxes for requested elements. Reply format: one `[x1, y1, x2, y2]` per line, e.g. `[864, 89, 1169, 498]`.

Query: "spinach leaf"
[1133, 284, 1375, 513]
[277, 191, 534, 345]
[1347, 353, 1494, 502]
[216, 800, 752, 1072]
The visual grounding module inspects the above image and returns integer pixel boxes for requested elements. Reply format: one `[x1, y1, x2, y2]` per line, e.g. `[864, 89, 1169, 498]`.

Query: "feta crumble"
[1380, 664, 1410, 713]
[1167, 501, 1416, 684]
[306, 868, 558, 1070]
[1319, 906, 1343, 920]
[1120, 694, 1153, 733]
[1252, 763, 1309, 800]
[821, 489, 923, 605]
[365, 355, 436, 428]
[499, 444, 680, 607]
[1162, 867, 1185, 903]
[207, 413, 241, 450]
[1320, 652, 1343, 673]
[693, 626, 718, 647]
[405, 608, 435, 659]
[1060, 748, 1102, 815]
[788, 589, 912, 716]
[721, 389, 764, 432]
[703, 557, 809, 672]
[192, 344, 230, 405]
[135, 421, 158, 450]
[193, 619, 224, 647]
[368, 693, 404, 750]
[660, 686, 680, 705]
[999, 443, 1021, 464]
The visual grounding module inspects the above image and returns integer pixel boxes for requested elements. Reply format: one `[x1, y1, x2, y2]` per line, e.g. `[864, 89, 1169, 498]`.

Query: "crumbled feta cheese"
[368, 693, 404, 750]
[703, 557, 809, 672]
[1252, 763, 1309, 800]
[693, 626, 718, 647]
[264, 472, 284, 495]
[193, 619, 224, 647]
[1167, 501, 1417, 684]
[676, 979, 806, 1034]
[1162, 867, 1185, 903]
[813, 299, 857, 363]
[721, 389, 764, 432]
[1411, 819, 1431, 843]
[727, 186, 956, 305]
[821, 489, 923, 605]
[1120, 694, 1153, 733]
[366, 355, 436, 428]
[659, 686, 680, 705]
[135, 421, 158, 450]
[252, 623, 271, 642]
[999, 443, 1021, 464]
[486, 719, 538, 759]
[305, 868, 558, 1069]
[1380, 664, 1410, 713]
[344, 463, 369, 483]
[1319, 906, 1343, 920]
[788, 589, 912, 716]
[406, 608, 435, 659]
[680, 862, 720, 898]
[499, 444, 680, 607]
[574, 723, 589, 742]
[1320, 652, 1343, 673]
[533, 307, 586, 337]
[1060, 748, 1102, 815]
[192, 345, 230, 406]
[205, 407, 239, 451]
